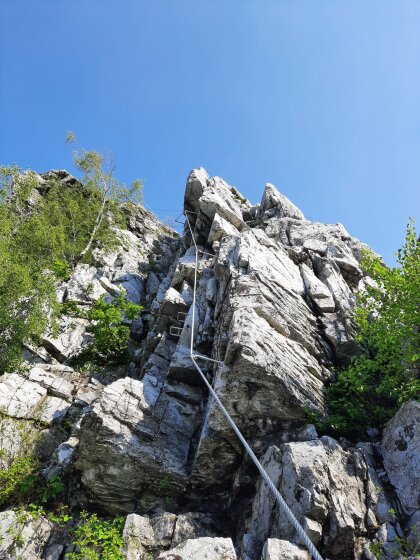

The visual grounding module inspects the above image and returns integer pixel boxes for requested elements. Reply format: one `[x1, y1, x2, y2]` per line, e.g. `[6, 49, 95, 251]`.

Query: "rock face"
[0, 510, 53, 560]
[21, 170, 180, 366]
[248, 438, 394, 559]
[156, 537, 237, 560]
[261, 539, 311, 560]
[381, 400, 420, 546]
[76, 372, 203, 511]
[122, 512, 222, 559]
[123, 512, 177, 559]
[0, 167, 418, 560]
[72, 168, 418, 557]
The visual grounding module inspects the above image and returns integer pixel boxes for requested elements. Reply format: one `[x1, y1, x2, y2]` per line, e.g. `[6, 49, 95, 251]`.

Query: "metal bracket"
[169, 326, 183, 337]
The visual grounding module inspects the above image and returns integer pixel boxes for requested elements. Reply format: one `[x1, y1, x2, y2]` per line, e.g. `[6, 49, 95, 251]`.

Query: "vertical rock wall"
[1, 168, 418, 559]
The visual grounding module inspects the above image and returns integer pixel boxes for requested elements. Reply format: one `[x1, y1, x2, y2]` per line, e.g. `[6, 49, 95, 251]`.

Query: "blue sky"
[1, 1, 419, 265]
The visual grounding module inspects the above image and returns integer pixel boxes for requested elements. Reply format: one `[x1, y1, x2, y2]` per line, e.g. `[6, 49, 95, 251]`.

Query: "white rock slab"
[156, 537, 237, 560]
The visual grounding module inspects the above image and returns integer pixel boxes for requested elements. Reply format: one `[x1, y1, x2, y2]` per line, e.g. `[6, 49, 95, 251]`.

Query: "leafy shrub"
[67, 511, 124, 560]
[40, 475, 65, 504]
[327, 220, 420, 438]
[51, 260, 72, 281]
[0, 169, 59, 371]
[4, 507, 123, 560]
[7, 508, 124, 560]
[66, 291, 142, 365]
[0, 416, 41, 508]
[87, 292, 142, 361]
[0, 451, 39, 508]
[369, 514, 420, 560]
[0, 416, 67, 509]
[26, 503, 72, 526]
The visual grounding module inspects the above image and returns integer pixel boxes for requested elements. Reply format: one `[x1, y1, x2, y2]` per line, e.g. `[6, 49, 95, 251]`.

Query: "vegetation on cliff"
[67, 292, 142, 366]
[327, 219, 420, 438]
[0, 135, 142, 372]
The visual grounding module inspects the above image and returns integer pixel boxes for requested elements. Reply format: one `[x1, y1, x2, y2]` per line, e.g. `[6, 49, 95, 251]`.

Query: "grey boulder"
[0, 510, 53, 560]
[249, 437, 389, 559]
[156, 537, 237, 560]
[261, 539, 311, 560]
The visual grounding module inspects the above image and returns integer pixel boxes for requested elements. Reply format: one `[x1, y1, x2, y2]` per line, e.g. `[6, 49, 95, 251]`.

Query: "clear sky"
[1, 1, 419, 265]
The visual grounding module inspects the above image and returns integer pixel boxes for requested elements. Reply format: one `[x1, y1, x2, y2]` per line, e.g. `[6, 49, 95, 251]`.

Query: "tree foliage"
[0, 136, 142, 372]
[66, 131, 142, 260]
[0, 168, 59, 370]
[67, 292, 141, 365]
[327, 219, 420, 438]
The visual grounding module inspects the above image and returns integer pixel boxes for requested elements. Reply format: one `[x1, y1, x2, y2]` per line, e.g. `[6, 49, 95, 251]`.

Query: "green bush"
[327, 220, 420, 438]
[87, 292, 142, 362]
[0, 169, 59, 371]
[4, 507, 123, 560]
[0, 418, 39, 508]
[51, 260, 72, 281]
[0, 416, 67, 509]
[39, 475, 65, 504]
[66, 292, 142, 365]
[369, 512, 420, 560]
[0, 452, 39, 508]
[67, 512, 124, 560]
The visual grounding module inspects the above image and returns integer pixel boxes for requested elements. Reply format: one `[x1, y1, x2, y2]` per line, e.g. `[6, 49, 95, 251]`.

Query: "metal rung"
[153, 254, 163, 261]
[198, 250, 215, 258]
[192, 353, 223, 365]
[169, 326, 183, 337]
[177, 312, 187, 322]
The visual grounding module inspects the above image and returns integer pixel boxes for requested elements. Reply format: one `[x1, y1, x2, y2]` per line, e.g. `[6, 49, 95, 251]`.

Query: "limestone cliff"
[0, 169, 418, 560]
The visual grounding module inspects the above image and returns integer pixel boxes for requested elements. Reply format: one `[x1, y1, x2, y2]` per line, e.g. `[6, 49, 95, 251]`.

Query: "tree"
[0, 167, 59, 370]
[0, 135, 143, 372]
[327, 219, 420, 438]
[65, 131, 142, 261]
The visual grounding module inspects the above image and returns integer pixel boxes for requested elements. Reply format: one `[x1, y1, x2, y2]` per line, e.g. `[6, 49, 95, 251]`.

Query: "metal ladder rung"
[177, 311, 188, 322]
[169, 326, 183, 337]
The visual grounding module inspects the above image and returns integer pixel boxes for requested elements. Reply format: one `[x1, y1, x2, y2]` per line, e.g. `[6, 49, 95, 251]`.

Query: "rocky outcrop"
[0, 364, 87, 422]
[122, 511, 222, 559]
[76, 370, 203, 511]
[247, 438, 393, 559]
[381, 400, 420, 547]
[123, 512, 177, 559]
[0, 169, 181, 522]
[73, 168, 419, 558]
[0, 365, 83, 504]
[1, 167, 418, 559]
[156, 537, 237, 560]
[22, 170, 180, 365]
[261, 539, 311, 560]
